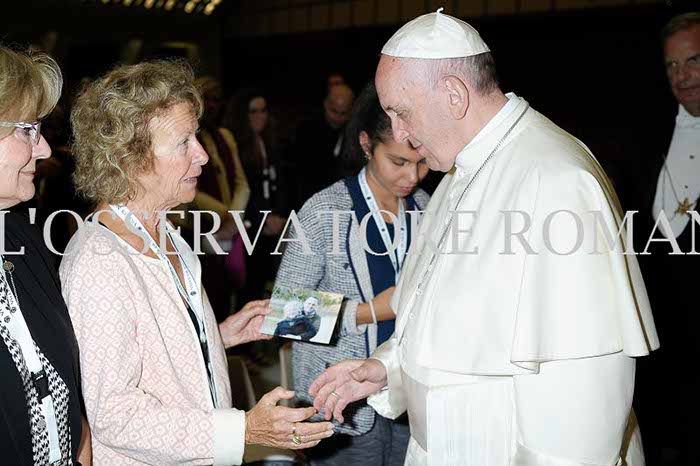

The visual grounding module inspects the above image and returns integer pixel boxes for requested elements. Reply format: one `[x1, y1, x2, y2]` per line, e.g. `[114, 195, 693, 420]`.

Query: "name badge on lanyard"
[358, 167, 408, 282]
[108, 205, 219, 408]
[0, 257, 62, 463]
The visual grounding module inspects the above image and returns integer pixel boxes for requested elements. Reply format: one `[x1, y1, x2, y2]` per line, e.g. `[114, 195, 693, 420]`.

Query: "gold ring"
[291, 424, 302, 445]
[330, 391, 341, 399]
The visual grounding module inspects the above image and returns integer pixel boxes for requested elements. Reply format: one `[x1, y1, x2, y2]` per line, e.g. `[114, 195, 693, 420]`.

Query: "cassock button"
[690, 155, 695, 160]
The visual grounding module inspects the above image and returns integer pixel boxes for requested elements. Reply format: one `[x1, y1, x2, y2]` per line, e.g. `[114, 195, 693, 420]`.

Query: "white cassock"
[367, 94, 659, 466]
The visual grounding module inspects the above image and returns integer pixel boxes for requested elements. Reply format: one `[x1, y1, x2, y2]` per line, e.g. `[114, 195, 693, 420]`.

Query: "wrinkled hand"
[308, 359, 387, 423]
[219, 300, 273, 348]
[245, 387, 334, 449]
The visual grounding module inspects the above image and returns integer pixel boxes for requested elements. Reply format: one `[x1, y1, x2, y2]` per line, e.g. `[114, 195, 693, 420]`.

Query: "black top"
[0, 211, 82, 464]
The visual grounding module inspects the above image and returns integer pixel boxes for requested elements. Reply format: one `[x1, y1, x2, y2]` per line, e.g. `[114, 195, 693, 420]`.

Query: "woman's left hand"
[219, 300, 273, 348]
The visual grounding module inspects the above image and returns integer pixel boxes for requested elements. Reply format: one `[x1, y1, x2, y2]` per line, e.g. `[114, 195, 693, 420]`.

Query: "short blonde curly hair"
[0, 46, 63, 139]
[71, 60, 203, 204]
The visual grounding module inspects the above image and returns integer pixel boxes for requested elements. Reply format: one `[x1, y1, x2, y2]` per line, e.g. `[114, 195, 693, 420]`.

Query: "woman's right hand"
[245, 386, 334, 449]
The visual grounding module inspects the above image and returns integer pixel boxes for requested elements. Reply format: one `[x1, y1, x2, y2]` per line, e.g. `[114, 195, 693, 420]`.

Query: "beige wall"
[231, 0, 664, 36]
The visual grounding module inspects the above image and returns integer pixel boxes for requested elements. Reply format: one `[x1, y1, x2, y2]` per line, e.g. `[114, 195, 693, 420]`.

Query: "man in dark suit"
[633, 12, 700, 466]
[288, 84, 355, 210]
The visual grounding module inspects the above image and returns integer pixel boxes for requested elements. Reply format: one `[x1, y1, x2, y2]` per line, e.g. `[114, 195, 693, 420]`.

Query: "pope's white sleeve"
[512, 352, 635, 466]
[367, 336, 407, 420]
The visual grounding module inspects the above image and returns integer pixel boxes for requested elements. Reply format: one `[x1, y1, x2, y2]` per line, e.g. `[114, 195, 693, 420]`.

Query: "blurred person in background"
[633, 12, 700, 466]
[288, 84, 355, 210]
[187, 76, 250, 322]
[326, 71, 346, 92]
[224, 88, 287, 305]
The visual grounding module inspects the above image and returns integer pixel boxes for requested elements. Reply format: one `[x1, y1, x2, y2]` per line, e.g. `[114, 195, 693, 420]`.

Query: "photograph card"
[261, 286, 343, 344]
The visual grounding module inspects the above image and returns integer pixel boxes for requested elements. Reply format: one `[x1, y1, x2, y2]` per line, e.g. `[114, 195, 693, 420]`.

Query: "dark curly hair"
[342, 81, 393, 171]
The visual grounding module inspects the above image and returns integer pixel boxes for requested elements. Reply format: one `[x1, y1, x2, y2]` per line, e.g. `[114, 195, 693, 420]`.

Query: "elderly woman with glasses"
[0, 46, 91, 465]
[62, 60, 334, 465]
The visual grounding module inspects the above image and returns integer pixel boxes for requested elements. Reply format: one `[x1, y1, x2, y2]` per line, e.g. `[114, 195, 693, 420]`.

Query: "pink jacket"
[61, 222, 244, 465]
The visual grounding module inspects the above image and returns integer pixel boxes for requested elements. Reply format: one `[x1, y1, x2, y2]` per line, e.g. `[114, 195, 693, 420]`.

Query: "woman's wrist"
[244, 411, 251, 444]
[367, 299, 378, 324]
[356, 299, 394, 325]
[219, 323, 237, 349]
[356, 302, 371, 325]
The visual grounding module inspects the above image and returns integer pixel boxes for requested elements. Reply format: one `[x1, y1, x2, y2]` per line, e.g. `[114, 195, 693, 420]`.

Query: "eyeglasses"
[0, 120, 42, 145]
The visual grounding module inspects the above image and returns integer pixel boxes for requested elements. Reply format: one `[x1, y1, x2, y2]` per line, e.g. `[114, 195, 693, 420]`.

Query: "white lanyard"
[358, 168, 408, 282]
[258, 138, 271, 200]
[0, 256, 61, 463]
[107, 205, 219, 408]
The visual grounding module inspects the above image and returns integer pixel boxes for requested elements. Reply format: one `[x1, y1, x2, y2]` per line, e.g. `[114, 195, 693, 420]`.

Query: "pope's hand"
[308, 359, 387, 423]
[219, 300, 273, 348]
[245, 387, 334, 449]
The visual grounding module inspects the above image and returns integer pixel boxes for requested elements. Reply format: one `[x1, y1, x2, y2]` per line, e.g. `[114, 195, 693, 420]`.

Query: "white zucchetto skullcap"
[382, 8, 490, 59]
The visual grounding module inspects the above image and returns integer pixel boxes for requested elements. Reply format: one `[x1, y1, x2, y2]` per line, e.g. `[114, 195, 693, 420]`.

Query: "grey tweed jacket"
[275, 178, 430, 436]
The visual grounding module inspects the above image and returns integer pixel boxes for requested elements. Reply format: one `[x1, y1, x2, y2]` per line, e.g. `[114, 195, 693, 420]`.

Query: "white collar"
[677, 104, 700, 129]
[454, 93, 522, 172]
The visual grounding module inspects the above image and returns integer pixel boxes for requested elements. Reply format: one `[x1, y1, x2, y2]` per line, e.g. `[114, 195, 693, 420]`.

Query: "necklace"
[401, 103, 530, 330]
[0, 255, 65, 463]
[1, 259, 18, 318]
[660, 153, 695, 217]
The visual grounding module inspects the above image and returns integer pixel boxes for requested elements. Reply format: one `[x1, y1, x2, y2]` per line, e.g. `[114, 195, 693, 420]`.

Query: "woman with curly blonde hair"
[63, 60, 334, 465]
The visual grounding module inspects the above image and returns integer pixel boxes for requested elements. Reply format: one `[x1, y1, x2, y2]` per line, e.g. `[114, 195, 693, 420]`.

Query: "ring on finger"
[291, 423, 302, 445]
[330, 391, 341, 399]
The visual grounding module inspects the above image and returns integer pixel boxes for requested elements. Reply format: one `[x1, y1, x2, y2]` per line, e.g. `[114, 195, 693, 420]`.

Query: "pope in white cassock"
[309, 9, 660, 466]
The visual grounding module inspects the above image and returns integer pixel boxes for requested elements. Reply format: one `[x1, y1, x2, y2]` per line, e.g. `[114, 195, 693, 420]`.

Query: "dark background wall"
[3, 0, 697, 206]
[221, 2, 691, 204]
[223, 4, 681, 144]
